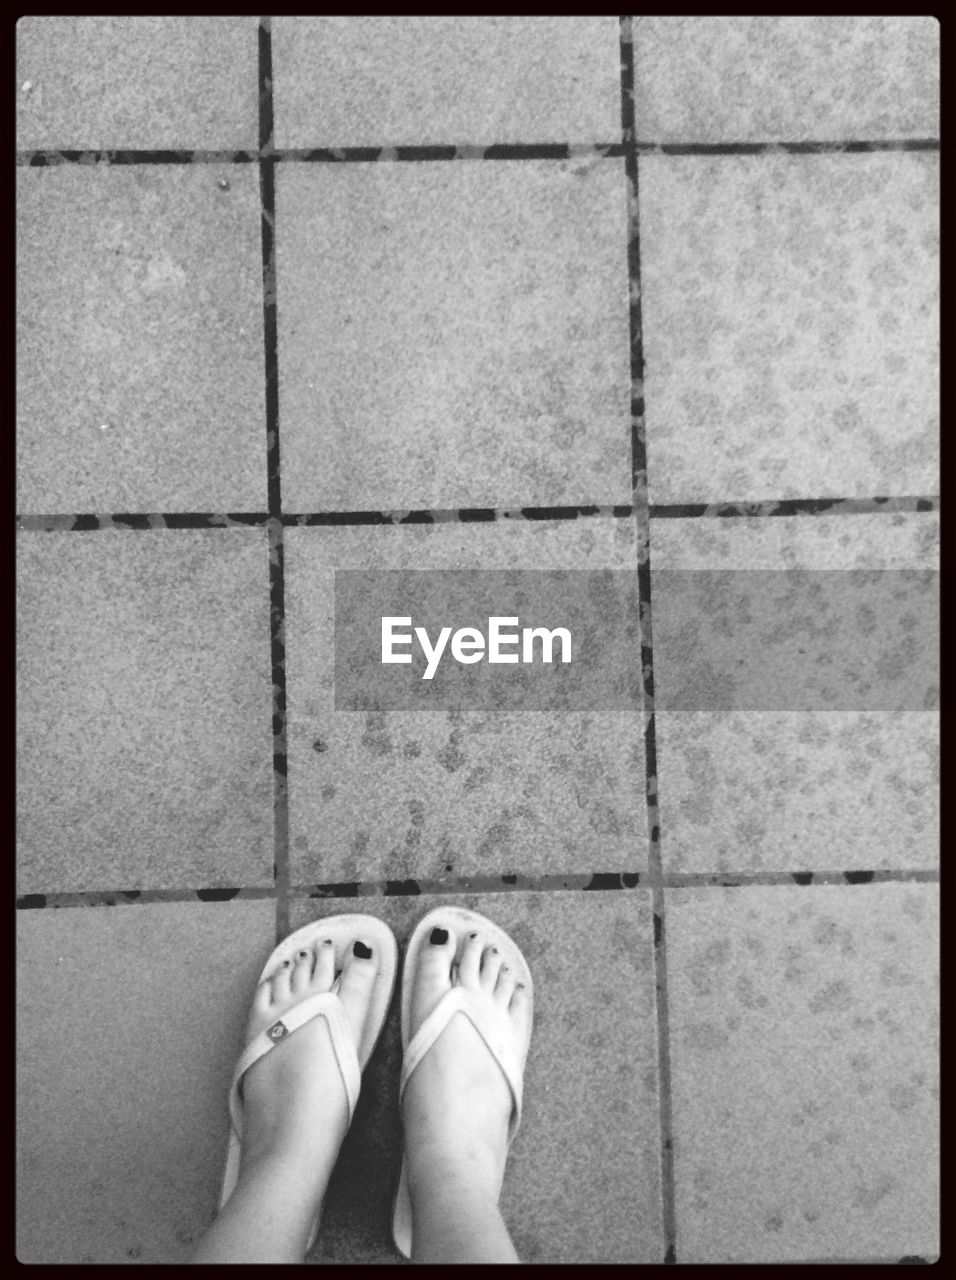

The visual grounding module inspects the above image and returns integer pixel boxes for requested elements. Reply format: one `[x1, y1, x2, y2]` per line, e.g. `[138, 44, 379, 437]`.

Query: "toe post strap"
[228, 991, 362, 1137]
[399, 987, 524, 1139]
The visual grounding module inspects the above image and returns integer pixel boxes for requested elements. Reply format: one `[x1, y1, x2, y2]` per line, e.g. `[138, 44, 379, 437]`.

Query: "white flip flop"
[392, 906, 534, 1259]
[219, 914, 398, 1252]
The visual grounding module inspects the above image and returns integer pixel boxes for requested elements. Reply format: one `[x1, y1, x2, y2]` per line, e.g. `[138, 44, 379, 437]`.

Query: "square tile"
[17, 164, 266, 514]
[632, 16, 939, 143]
[16, 530, 274, 893]
[16, 16, 259, 150]
[651, 514, 939, 874]
[284, 520, 646, 883]
[275, 160, 631, 511]
[288, 889, 663, 1264]
[639, 152, 938, 504]
[272, 16, 622, 147]
[16, 899, 277, 1263]
[666, 884, 939, 1262]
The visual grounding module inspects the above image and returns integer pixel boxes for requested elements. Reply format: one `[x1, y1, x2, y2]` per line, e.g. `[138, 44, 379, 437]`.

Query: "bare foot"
[239, 936, 381, 1183]
[401, 923, 533, 1204]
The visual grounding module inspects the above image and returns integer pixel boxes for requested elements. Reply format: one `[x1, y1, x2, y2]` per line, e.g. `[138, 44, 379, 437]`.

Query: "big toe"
[409, 923, 457, 1032]
[336, 938, 381, 1057]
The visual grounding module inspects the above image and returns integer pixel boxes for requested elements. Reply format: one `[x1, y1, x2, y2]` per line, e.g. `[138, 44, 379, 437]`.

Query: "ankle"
[406, 1139, 504, 1207]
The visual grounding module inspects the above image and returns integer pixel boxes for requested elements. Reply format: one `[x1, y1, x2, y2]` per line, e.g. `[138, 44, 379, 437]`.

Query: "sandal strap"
[227, 991, 361, 1139]
[398, 987, 523, 1140]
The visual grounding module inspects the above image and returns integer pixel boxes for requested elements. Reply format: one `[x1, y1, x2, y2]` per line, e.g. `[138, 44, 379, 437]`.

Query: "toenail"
[501, 964, 510, 973]
[516, 982, 525, 990]
[430, 927, 448, 945]
[469, 932, 478, 939]
[353, 940, 372, 959]
[281, 959, 291, 968]
[321, 938, 333, 947]
[490, 946, 499, 954]
[297, 949, 309, 958]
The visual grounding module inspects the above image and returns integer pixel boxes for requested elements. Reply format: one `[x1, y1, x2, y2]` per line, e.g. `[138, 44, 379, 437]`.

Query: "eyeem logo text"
[382, 616, 572, 680]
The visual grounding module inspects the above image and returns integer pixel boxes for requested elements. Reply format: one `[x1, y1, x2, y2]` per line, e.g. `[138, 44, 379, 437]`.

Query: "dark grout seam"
[15, 496, 939, 533]
[620, 17, 677, 1266]
[15, 868, 939, 910]
[16, 139, 939, 168]
[258, 17, 290, 947]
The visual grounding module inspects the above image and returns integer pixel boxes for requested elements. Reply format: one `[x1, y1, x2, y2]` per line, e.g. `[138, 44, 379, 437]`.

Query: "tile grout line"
[13, 495, 941, 529]
[15, 138, 940, 166]
[15, 868, 940, 910]
[257, 17, 290, 946]
[620, 17, 677, 1264]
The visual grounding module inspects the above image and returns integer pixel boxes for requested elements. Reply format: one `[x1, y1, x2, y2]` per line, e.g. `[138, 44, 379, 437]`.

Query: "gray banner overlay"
[333, 570, 938, 712]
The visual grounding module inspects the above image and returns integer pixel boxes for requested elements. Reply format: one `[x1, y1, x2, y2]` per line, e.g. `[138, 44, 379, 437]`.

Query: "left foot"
[238, 936, 381, 1182]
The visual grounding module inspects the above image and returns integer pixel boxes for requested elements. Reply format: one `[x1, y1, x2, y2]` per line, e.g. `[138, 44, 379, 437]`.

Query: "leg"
[192, 936, 381, 1264]
[401, 925, 532, 1264]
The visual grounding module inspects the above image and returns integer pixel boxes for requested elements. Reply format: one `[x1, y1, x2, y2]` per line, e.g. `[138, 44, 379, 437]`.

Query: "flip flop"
[219, 914, 398, 1252]
[392, 906, 534, 1259]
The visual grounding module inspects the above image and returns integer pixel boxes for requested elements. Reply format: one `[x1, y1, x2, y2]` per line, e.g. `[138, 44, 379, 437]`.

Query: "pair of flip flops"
[218, 907, 533, 1259]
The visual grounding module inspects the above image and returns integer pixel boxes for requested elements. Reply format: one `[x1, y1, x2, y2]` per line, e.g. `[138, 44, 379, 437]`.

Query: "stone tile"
[16, 16, 259, 150]
[16, 899, 277, 1263]
[275, 160, 631, 511]
[639, 152, 938, 504]
[16, 530, 274, 893]
[272, 17, 622, 147]
[666, 884, 939, 1262]
[288, 889, 662, 1263]
[284, 521, 646, 883]
[16, 164, 266, 515]
[651, 514, 938, 874]
[632, 16, 939, 143]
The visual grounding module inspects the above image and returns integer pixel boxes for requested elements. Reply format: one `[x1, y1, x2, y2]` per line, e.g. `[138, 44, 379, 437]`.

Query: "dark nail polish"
[430, 927, 448, 945]
[353, 940, 372, 959]
[468, 932, 479, 939]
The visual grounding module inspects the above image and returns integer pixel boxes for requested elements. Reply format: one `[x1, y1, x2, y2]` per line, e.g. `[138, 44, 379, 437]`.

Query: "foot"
[401, 923, 533, 1204]
[238, 935, 381, 1184]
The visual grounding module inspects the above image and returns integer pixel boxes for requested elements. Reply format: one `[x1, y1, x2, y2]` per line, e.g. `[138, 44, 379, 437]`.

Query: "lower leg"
[408, 1160, 519, 1265]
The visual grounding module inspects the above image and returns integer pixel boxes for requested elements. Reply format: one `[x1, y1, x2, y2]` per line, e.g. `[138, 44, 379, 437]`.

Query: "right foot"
[401, 922, 533, 1201]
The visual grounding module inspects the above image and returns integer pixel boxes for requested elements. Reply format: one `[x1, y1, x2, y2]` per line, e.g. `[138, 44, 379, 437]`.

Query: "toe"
[252, 978, 274, 1015]
[270, 958, 294, 1003]
[509, 982, 533, 1040]
[312, 936, 336, 990]
[494, 961, 516, 1006]
[410, 921, 457, 1028]
[289, 948, 314, 994]
[479, 944, 502, 991]
[457, 930, 484, 988]
[337, 937, 381, 1042]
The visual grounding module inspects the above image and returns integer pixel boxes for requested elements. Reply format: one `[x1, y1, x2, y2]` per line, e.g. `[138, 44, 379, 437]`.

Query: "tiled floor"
[16, 16, 938, 1265]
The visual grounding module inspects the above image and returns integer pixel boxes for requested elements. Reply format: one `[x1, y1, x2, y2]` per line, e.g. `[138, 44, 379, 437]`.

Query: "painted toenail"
[501, 964, 510, 973]
[353, 940, 372, 959]
[430, 927, 448, 945]
[321, 938, 333, 947]
[469, 932, 478, 938]
[281, 959, 291, 968]
[516, 982, 525, 990]
[298, 949, 309, 958]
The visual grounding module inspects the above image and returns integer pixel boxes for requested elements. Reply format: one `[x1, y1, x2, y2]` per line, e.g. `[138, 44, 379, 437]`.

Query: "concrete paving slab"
[632, 16, 939, 143]
[16, 164, 266, 515]
[16, 16, 259, 150]
[16, 529, 274, 893]
[272, 16, 622, 147]
[287, 888, 663, 1263]
[651, 513, 938, 873]
[16, 898, 277, 1263]
[666, 883, 939, 1262]
[639, 151, 938, 504]
[275, 160, 631, 511]
[283, 521, 646, 883]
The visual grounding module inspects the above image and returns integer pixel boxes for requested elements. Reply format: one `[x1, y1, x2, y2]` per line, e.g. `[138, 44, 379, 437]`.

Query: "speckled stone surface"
[16, 530, 274, 893]
[639, 152, 939, 504]
[17, 165, 266, 514]
[272, 16, 622, 147]
[16, 16, 259, 150]
[651, 514, 938, 873]
[284, 521, 646, 883]
[275, 160, 631, 511]
[632, 16, 939, 143]
[666, 884, 939, 1262]
[287, 889, 662, 1264]
[16, 899, 277, 1263]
